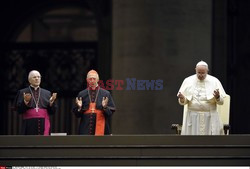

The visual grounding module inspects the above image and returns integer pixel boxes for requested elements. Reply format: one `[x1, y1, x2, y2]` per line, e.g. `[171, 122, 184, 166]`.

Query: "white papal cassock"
[177, 74, 226, 135]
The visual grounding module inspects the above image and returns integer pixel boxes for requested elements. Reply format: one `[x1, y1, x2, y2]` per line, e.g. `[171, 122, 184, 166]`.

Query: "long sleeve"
[178, 97, 188, 105]
[15, 90, 30, 114]
[47, 101, 57, 115]
[72, 90, 88, 118]
[102, 91, 116, 117]
[215, 96, 224, 105]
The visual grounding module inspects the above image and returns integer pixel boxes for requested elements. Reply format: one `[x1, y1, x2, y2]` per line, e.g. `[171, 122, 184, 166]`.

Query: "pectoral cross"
[91, 107, 95, 113]
[35, 106, 39, 112]
[89, 102, 96, 113]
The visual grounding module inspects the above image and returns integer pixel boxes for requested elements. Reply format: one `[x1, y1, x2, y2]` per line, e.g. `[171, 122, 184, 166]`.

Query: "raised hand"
[177, 92, 185, 103]
[213, 89, 220, 100]
[23, 92, 32, 105]
[76, 97, 82, 109]
[102, 97, 109, 109]
[50, 93, 57, 106]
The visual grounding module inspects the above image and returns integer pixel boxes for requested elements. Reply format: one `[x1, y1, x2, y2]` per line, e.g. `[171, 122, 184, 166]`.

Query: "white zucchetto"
[196, 61, 208, 68]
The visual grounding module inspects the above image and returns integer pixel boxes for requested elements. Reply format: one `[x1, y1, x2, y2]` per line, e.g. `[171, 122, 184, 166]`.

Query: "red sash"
[84, 102, 105, 135]
[22, 109, 50, 136]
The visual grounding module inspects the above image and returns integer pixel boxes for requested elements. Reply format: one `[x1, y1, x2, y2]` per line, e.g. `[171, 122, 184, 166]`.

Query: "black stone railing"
[0, 135, 250, 166]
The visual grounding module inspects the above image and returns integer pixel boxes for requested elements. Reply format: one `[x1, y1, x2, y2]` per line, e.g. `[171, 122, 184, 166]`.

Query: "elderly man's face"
[87, 75, 98, 87]
[195, 66, 208, 81]
[29, 71, 41, 87]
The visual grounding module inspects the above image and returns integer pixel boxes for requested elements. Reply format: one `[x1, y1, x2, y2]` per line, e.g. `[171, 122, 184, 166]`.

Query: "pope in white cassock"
[177, 61, 227, 135]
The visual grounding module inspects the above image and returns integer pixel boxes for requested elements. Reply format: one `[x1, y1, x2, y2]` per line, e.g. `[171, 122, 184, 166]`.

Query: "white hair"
[86, 70, 99, 81]
[28, 70, 41, 81]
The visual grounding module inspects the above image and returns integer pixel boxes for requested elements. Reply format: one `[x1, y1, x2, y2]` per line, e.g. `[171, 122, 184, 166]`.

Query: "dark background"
[0, 0, 250, 135]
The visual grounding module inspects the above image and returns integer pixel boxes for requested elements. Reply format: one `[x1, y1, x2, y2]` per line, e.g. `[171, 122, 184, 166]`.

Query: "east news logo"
[88, 78, 164, 90]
